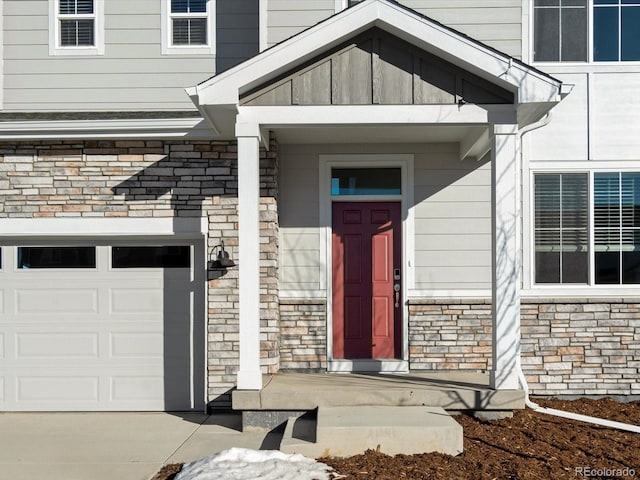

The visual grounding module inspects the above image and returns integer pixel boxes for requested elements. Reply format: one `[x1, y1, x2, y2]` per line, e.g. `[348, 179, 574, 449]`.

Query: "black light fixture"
[209, 240, 236, 269]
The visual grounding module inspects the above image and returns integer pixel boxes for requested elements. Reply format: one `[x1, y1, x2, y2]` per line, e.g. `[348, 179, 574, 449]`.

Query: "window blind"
[534, 173, 588, 283]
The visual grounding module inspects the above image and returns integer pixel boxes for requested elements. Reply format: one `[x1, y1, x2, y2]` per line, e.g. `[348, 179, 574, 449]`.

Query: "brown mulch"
[152, 397, 640, 480]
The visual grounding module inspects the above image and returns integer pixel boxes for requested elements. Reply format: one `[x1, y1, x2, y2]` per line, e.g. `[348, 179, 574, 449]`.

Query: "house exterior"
[0, 0, 638, 412]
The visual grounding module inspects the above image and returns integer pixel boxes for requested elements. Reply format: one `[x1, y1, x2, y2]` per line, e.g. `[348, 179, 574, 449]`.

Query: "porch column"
[490, 124, 521, 390]
[236, 120, 262, 390]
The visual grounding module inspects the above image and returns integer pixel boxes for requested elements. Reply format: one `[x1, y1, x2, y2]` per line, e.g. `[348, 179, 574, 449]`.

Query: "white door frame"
[319, 154, 414, 372]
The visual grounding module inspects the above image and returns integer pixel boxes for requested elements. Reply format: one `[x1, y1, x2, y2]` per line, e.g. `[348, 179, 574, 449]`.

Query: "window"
[533, 0, 640, 62]
[17, 247, 96, 269]
[161, 0, 215, 55]
[112, 246, 190, 268]
[534, 174, 589, 283]
[594, 173, 640, 283]
[331, 168, 401, 195]
[533, 0, 588, 62]
[49, 0, 104, 55]
[594, 0, 640, 61]
[533, 172, 640, 285]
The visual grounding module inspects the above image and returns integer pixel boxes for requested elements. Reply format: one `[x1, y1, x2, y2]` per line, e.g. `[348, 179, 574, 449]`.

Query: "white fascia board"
[0, 217, 207, 238]
[237, 104, 517, 127]
[0, 117, 215, 140]
[193, 0, 562, 108]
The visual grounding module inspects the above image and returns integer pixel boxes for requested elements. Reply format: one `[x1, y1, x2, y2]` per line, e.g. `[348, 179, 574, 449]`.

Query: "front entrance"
[332, 202, 402, 359]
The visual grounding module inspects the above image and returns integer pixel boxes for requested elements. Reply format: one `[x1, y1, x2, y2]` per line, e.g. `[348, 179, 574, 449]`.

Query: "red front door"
[332, 202, 402, 359]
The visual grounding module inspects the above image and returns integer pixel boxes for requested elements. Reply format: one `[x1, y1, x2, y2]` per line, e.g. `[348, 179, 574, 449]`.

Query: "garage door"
[0, 240, 205, 411]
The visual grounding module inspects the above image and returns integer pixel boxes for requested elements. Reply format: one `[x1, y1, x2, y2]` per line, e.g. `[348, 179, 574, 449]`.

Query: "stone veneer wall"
[279, 299, 327, 371]
[410, 298, 640, 396]
[0, 138, 280, 408]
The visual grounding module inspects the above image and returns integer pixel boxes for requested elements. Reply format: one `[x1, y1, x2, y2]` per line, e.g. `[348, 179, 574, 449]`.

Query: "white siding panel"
[591, 72, 640, 161]
[527, 73, 589, 161]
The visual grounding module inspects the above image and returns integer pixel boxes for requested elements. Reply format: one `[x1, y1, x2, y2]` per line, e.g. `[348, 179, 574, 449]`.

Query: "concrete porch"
[232, 371, 525, 412]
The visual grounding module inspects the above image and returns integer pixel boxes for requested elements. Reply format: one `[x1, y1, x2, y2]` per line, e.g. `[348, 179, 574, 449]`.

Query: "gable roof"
[187, 0, 567, 134]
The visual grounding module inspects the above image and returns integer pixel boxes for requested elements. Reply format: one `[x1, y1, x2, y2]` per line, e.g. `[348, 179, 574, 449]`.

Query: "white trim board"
[0, 118, 215, 140]
[0, 217, 207, 238]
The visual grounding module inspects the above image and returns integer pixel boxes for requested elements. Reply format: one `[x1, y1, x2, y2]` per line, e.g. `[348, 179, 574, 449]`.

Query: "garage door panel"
[0, 377, 4, 402]
[110, 376, 163, 402]
[109, 288, 164, 314]
[0, 332, 4, 358]
[17, 376, 99, 402]
[109, 332, 163, 359]
[15, 289, 99, 315]
[16, 333, 99, 359]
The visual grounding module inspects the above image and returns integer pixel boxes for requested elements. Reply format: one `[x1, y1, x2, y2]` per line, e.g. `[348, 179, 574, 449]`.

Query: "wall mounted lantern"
[209, 240, 236, 269]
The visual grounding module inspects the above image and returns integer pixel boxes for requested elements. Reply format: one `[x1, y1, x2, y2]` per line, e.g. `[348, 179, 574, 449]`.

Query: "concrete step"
[281, 406, 463, 458]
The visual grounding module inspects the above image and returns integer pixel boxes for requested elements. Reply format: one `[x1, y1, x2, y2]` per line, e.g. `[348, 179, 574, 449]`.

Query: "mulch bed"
[152, 397, 640, 480]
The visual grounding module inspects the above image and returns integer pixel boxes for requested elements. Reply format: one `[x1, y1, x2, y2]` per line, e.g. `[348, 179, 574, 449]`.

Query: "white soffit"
[188, 0, 563, 109]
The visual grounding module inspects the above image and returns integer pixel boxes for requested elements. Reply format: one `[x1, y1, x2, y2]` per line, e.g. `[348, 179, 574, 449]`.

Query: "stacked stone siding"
[409, 299, 493, 371]
[279, 299, 327, 371]
[409, 298, 640, 396]
[521, 298, 640, 397]
[0, 138, 280, 409]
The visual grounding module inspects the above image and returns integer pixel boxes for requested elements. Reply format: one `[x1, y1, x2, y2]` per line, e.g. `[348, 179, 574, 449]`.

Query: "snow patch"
[175, 448, 336, 480]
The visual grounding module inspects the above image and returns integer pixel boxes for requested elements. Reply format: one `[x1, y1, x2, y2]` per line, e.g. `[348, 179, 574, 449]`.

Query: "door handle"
[394, 283, 400, 308]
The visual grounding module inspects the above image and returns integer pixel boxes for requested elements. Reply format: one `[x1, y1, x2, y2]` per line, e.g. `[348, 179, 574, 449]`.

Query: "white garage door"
[0, 240, 205, 412]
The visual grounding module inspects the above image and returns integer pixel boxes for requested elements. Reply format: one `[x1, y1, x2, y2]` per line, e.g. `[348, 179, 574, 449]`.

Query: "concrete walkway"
[0, 412, 276, 480]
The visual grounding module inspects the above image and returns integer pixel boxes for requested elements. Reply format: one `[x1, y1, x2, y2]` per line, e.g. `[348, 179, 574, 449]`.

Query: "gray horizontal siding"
[279, 144, 322, 292]
[266, 0, 521, 58]
[2, 0, 258, 112]
[267, 0, 335, 46]
[277, 142, 492, 294]
[413, 144, 492, 291]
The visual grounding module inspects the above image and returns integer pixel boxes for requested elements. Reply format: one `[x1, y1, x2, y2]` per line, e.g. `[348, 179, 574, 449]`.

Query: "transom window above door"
[331, 168, 401, 196]
[533, 0, 640, 62]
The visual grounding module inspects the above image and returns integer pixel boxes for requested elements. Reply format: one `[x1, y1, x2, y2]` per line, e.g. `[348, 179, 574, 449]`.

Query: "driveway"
[0, 412, 276, 480]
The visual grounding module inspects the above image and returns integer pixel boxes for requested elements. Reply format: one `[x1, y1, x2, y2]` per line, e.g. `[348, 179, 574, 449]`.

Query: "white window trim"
[530, 0, 640, 66]
[527, 165, 640, 292]
[161, 0, 215, 56]
[49, 0, 104, 56]
[319, 154, 414, 373]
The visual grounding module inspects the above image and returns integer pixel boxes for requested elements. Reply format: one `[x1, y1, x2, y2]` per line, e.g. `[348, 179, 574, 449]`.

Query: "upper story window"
[49, 0, 104, 56]
[161, 0, 215, 55]
[533, 0, 640, 62]
[593, 0, 640, 61]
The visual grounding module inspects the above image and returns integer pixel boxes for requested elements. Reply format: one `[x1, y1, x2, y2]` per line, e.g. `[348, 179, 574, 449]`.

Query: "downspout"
[517, 112, 640, 435]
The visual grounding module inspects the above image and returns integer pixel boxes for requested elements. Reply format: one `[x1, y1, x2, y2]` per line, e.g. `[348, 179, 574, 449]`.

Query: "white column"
[490, 124, 521, 390]
[236, 120, 263, 390]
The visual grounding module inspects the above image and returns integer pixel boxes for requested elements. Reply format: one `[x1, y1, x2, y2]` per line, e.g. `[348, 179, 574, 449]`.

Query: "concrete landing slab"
[233, 372, 525, 412]
[281, 406, 463, 458]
